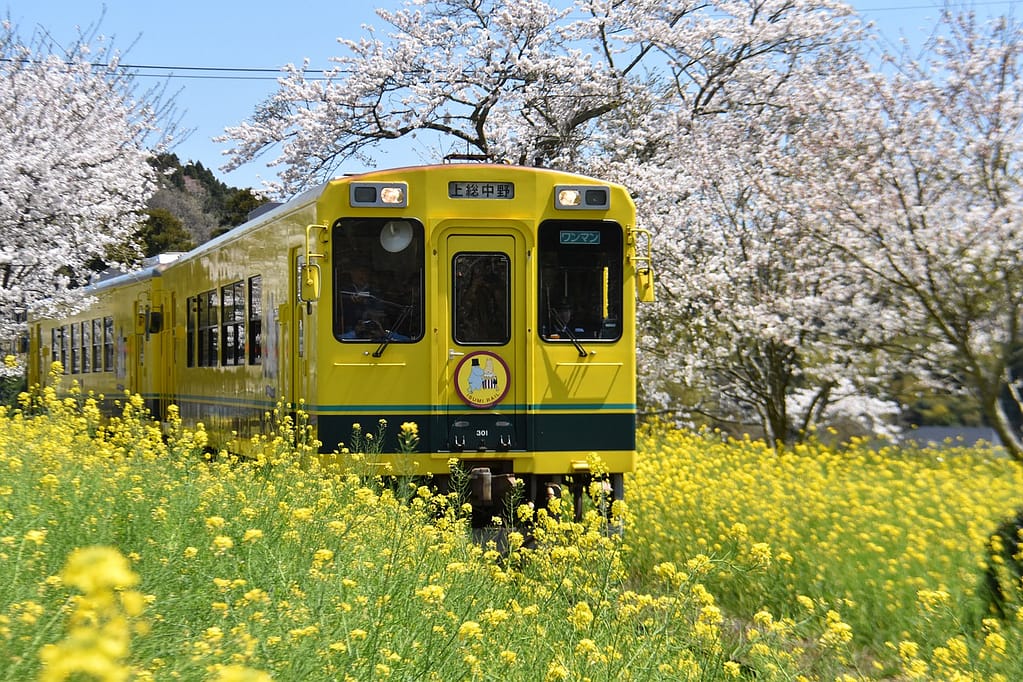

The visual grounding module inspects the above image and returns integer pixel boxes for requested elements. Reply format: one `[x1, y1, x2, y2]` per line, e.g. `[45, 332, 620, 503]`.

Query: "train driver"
[340, 265, 410, 341]
[547, 299, 586, 339]
[340, 265, 384, 338]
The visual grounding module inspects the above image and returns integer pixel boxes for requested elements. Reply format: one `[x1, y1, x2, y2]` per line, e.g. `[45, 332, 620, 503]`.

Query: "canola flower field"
[2, 373, 1023, 680]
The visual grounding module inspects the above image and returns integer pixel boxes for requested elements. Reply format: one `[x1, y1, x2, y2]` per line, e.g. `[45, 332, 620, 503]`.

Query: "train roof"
[78, 252, 182, 294]
[161, 163, 626, 272]
[45, 164, 630, 302]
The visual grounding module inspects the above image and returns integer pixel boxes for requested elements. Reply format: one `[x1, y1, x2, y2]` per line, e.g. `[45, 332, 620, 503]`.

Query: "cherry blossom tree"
[0, 19, 172, 373]
[221, 0, 642, 195]
[223, 0, 899, 442]
[221, 0, 859, 198]
[582, 0, 902, 443]
[796, 11, 1023, 457]
[591, 39, 904, 444]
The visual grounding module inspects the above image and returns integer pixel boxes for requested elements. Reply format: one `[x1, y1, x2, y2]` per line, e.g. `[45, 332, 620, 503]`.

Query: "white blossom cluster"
[0, 21, 163, 349]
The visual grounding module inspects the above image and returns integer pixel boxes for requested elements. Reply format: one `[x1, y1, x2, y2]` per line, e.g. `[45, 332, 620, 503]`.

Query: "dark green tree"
[138, 208, 196, 257]
[220, 189, 264, 228]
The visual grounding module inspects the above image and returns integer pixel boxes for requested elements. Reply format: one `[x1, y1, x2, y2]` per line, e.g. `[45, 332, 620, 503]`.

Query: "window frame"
[537, 220, 624, 344]
[220, 281, 245, 366]
[248, 275, 262, 365]
[332, 217, 426, 344]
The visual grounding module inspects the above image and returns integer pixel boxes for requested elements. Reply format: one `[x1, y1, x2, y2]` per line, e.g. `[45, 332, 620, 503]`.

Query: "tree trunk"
[983, 393, 1023, 462]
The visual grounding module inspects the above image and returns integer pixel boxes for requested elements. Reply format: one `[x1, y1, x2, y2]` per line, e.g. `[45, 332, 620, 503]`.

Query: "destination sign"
[448, 181, 515, 199]
[559, 230, 602, 245]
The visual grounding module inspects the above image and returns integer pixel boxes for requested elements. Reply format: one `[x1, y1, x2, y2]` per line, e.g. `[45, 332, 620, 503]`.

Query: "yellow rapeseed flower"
[24, 529, 48, 546]
[819, 610, 853, 648]
[567, 601, 594, 630]
[40, 547, 143, 682]
[545, 661, 570, 681]
[62, 546, 139, 593]
[291, 507, 314, 523]
[457, 620, 483, 642]
[415, 584, 445, 605]
[981, 631, 1007, 660]
[211, 536, 234, 555]
[749, 542, 772, 567]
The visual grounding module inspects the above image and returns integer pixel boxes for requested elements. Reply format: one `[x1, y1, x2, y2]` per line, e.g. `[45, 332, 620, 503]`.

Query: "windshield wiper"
[552, 310, 588, 358]
[373, 304, 412, 358]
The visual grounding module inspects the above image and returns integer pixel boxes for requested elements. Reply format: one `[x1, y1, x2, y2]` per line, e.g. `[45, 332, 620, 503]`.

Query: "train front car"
[307, 165, 647, 528]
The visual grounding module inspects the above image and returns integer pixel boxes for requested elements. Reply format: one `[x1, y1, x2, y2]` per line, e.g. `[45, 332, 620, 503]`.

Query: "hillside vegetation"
[142, 154, 264, 253]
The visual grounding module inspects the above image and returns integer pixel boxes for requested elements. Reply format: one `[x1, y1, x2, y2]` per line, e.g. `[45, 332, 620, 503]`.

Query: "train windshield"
[538, 221, 623, 342]
[333, 218, 425, 343]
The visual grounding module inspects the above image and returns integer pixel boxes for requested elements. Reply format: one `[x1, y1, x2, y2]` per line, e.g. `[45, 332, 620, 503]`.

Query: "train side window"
[103, 317, 113, 371]
[195, 294, 206, 366]
[70, 323, 79, 374]
[248, 276, 262, 364]
[538, 221, 624, 343]
[221, 281, 245, 366]
[186, 296, 196, 368]
[91, 319, 102, 372]
[453, 253, 510, 345]
[198, 290, 219, 366]
[60, 326, 68, 373]
[80, 321, 91, 373]
[332, 218, 425, 343]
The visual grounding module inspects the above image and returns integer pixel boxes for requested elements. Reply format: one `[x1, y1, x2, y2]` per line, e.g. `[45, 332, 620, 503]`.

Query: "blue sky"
[4, 0, 1018, 191]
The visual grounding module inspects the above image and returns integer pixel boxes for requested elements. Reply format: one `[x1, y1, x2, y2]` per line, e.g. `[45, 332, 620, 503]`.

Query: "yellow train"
[27, 164, 653, 524]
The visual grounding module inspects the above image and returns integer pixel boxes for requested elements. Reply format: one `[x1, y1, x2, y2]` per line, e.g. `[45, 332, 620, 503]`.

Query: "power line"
[0, 57, 338, 81]
[4, 0, 1019, 83]
[856, 0, 1017, 10]
[120, 63, 339, 81]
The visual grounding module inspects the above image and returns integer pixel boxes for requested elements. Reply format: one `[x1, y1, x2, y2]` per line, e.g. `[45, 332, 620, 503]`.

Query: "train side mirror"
[301, 263, 322, 303]
[630, 227, 656, 303]
[302, 224, 328, 310]
[147, 310, 163, 334]
[637, 268, 655, 303]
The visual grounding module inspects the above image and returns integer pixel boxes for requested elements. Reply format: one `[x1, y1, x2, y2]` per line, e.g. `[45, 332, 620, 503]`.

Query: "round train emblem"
[454, 351, 510, 409]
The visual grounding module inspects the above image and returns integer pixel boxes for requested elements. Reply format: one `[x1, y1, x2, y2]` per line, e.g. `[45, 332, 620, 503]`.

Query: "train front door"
[441, 233, 526, 454]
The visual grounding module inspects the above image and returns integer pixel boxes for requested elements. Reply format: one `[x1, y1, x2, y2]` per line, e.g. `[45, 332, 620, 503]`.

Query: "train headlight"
[380, 186, 405, 204]
[350, 182, 408, 207]
[555, 185, 610, 210]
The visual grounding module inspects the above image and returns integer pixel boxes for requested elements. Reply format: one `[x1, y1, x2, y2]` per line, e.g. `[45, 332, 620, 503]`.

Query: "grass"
[2, 373, 1023, 680]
